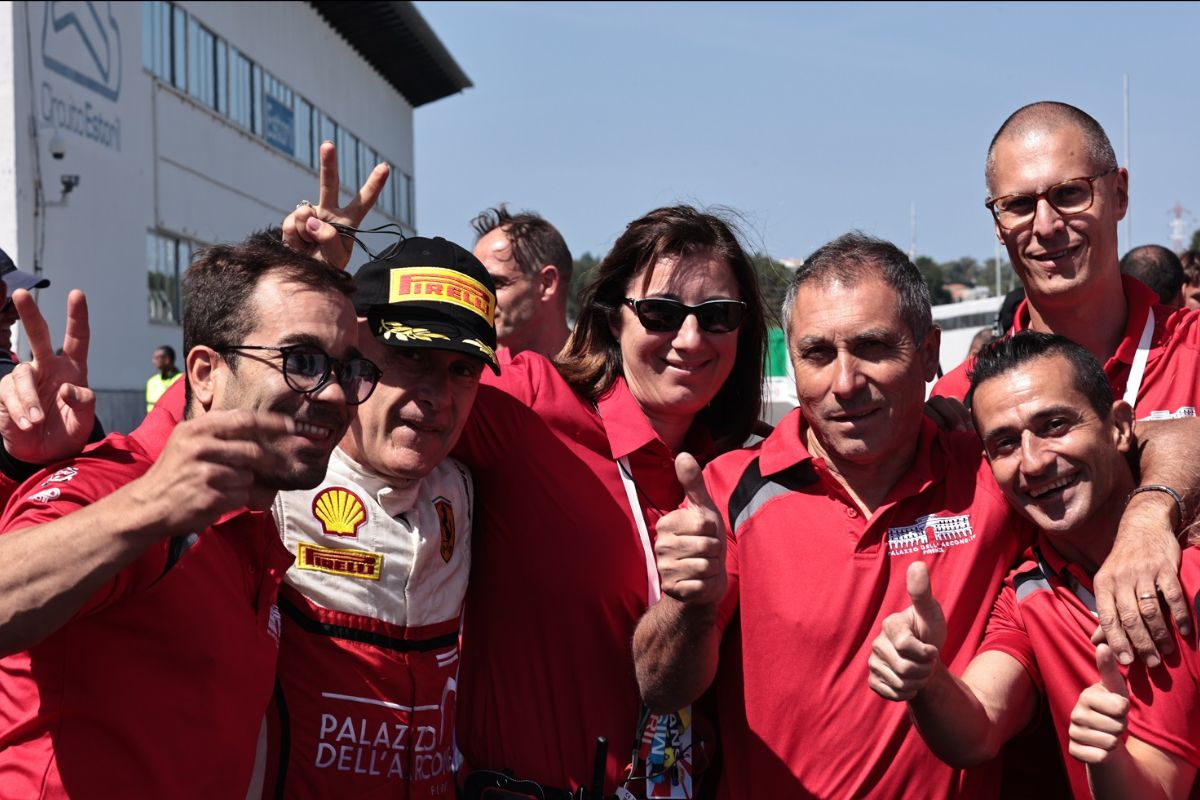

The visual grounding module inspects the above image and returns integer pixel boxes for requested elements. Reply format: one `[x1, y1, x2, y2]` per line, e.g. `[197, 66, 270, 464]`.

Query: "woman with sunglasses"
[449, 205, 767, 798]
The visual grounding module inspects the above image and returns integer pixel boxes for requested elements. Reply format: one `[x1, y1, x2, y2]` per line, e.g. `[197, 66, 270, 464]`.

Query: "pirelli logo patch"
[388, 266, 496, 325]
[296, 542, 383, 581]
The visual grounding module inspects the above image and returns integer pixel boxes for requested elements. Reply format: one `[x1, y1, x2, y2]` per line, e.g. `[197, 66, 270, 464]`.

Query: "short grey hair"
[782, 231, 933, 344]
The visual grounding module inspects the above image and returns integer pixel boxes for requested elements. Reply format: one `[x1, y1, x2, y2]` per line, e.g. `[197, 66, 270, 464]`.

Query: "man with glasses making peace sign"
[0, 229, 374, 798]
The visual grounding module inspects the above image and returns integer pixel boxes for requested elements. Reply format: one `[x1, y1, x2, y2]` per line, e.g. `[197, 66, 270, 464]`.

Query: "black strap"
[278, 594, 459, 652]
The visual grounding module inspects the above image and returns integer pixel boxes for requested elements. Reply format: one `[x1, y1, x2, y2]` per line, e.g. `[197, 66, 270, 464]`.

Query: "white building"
[0, 1, 469, 431]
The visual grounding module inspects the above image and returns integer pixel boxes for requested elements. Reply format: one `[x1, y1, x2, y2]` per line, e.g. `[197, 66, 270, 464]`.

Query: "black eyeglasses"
[622, 297, 746, 334]
[217, 344, 382, 405]
[985, 168, 1117, 232]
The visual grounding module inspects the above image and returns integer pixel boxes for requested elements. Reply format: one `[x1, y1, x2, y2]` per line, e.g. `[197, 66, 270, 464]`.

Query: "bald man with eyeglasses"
[932, 101, 1200, 669]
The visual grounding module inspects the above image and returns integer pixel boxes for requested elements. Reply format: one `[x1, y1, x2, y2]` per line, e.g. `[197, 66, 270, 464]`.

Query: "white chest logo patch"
[886, 513, 975, 556]
[27, 487, 61, 503]
[42, 467, 78, 485]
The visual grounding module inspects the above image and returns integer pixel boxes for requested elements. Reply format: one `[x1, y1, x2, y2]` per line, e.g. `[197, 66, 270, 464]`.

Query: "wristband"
[1125, 484, 1187, 531]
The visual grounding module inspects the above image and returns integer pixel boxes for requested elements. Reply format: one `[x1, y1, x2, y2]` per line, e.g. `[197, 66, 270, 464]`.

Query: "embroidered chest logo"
[27, 487, 61, 503]
[312, 487, 367, 537]
[886, 513, 975, 557]
[1144, 406, 1197, 420]
[296, 543, 383, 580]
[267, 604, 282, 644]
[42, 466, 78, 486]
[434, 497, 455, 563]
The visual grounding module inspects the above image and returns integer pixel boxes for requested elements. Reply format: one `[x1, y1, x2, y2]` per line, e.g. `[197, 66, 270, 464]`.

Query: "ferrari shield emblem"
[434, 497, 455, 563]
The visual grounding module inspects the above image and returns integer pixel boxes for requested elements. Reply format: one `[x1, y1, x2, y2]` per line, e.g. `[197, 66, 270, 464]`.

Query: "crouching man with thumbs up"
[870, 331, 1200, 798]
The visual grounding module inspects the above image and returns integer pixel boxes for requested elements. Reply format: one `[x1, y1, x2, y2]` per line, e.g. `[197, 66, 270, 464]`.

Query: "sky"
[411, 1, 1200, 268]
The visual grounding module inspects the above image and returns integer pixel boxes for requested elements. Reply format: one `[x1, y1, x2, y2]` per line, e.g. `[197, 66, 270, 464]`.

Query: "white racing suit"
[262, 447, 472, 799]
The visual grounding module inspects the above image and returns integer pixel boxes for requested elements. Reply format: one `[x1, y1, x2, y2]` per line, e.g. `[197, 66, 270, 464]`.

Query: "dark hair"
[966, 331, 1112, 419]
[156, 345, 176, 363]
[471, 204, 573, 286]
[557, 205, 766, 455]
[1180, 250, 1200, 285]
[183, 228, 354, 405]
[985, 101, 1118, 195]
[783, 232, 933, 344]
[1120, 245, 1184, 305]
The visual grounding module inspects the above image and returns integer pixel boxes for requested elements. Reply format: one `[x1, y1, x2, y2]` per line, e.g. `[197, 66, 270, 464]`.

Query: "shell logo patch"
[296, 542, 383, 580]
[434, 497, 455, 563]
[312, 487, 367, 537]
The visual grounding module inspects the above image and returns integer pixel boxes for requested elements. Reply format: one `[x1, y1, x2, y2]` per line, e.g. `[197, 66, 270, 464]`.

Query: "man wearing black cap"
[263, 236, 499, 798]
[0, 246, 51, 369]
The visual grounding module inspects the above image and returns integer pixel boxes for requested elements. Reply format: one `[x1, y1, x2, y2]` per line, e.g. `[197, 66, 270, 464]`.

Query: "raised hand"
[0, 289, 94, 464]
[129, 409, 297, 537]
[869, 561, 948, 701]
[1068, 644, 1131, 765]
[281, 141, 391, 270]
[654, 453, 726, 607]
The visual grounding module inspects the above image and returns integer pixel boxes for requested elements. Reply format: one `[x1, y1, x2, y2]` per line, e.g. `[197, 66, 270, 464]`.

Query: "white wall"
[4, 1, 423, 430]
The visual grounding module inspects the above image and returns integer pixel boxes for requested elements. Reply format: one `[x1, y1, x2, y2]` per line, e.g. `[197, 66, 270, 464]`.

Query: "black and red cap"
[352, 237, 500, 373]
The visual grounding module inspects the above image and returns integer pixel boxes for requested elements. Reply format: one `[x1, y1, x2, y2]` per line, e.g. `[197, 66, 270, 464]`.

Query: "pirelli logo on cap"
[296, 542, 383, 581]
[389, 267, 496, 325]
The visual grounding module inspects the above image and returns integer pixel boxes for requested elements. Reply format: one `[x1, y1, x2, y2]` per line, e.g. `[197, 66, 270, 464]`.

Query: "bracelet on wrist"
[1125, 484, 1187, 533]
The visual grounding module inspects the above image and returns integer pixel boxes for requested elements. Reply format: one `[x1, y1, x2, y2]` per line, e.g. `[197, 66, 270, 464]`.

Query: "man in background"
[145, 345, 182, 413]
[1120, 244, 1185, 308]
[471, 205, 572, 360]
[1180, 250, 1200, 310]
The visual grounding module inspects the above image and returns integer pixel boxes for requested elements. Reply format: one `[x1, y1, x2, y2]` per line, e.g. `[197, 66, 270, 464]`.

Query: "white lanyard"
[1123, 308, 1155, 412]
[617, 456, 662, 604]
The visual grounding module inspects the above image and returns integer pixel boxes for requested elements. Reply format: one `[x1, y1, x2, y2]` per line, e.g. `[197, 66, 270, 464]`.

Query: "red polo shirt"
[0, 413, 292, 798]
[934, 276, 1200, 420]
[702, 409, 1031, 799]
[982, 539, 1200, 798]
[454, 353, 698, 794]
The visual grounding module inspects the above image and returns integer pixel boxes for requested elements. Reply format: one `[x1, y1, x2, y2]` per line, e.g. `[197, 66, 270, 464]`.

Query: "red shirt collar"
[759, 407, 944, 498]
[1013, 275, 1156, 370]
[1033, 533, 1097, 590]
[130, 378, 185, 460]
[595, 376, 664, 460]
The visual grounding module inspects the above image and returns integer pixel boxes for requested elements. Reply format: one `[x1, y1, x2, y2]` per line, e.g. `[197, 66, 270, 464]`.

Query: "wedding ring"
[296, 200, 312, 208]
[1139, 592, 1157, 600]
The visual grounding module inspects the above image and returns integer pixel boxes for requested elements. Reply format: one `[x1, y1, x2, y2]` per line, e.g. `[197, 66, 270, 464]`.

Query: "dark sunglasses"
[217, 344, 382, 405]
[622, 297, 747, 334]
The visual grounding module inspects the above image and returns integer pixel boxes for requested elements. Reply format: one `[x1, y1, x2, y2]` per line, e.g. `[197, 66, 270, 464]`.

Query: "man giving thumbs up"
[869, 332, 1200, 798]
[1069, 643, 1197, 800]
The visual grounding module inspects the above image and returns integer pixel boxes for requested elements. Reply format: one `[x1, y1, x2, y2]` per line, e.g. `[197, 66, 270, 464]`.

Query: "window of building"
[147, 232, 190, 324]
[142, 2, 414, 227]
[187, 17, 217, 110]
[336, 126, 358, 189]
[295, 96, 314, 168]
[171, 4, 187, 90]
[228, 47, 253, 130]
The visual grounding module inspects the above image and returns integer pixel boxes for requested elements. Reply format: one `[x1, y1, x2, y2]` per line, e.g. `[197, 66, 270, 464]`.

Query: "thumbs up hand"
[654, 453, 726, 607]
[1068, 644, 1131, 764]
[869, 562, 948, 701]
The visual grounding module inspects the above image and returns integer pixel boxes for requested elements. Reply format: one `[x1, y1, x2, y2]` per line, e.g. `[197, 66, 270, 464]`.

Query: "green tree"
[752, 253, 791, 326]
[567, 252, 599, 322]
[1190, 228, 1200, 253]
[915, 256, 952, 305]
